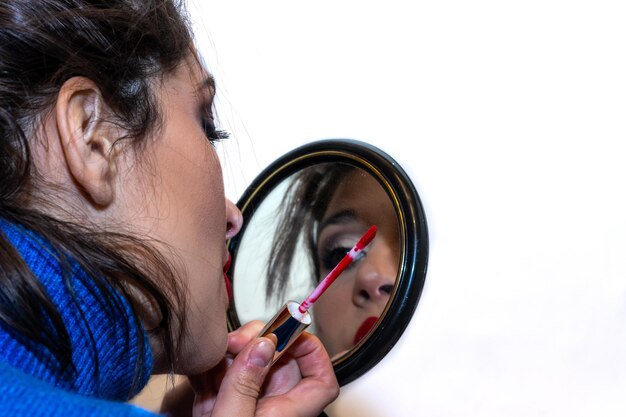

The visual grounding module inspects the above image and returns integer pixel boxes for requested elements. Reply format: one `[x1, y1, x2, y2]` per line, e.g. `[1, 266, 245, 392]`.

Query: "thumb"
[209, 337, 276, 417]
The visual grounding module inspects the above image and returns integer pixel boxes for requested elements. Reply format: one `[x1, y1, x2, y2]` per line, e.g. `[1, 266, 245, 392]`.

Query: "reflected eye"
[320, 244, 366, 271]
[321, 246, 350, 270]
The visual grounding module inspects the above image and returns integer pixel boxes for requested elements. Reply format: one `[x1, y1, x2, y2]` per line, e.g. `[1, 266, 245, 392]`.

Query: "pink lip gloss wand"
[258, 225, 377, 363]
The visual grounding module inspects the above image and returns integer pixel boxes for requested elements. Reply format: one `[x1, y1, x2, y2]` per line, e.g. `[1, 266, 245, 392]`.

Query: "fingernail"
[249, 339, 275, 367]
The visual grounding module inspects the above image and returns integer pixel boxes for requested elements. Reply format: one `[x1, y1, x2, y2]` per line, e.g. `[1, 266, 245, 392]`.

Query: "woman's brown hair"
[0, 0, 195, 392]
[266, 164, 355, 303]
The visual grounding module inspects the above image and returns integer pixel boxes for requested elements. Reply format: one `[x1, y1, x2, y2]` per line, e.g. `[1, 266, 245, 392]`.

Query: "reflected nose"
[225, 199, 243, 240]
[352, 242, 397, 308]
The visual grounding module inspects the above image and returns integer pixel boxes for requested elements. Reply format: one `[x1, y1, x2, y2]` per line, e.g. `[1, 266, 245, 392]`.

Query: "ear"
[55, 77, 117, 207]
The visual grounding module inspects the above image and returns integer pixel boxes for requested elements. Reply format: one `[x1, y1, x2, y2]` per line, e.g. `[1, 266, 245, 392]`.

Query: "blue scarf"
[0, 219, 157, 416]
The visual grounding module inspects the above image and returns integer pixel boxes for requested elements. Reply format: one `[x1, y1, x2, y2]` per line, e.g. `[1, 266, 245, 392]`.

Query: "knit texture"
[0, 361, 156, 416]
[0, 219, 159, 416]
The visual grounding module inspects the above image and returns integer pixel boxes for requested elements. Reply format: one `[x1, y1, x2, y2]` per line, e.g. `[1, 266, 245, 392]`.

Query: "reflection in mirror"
[228, 138, 429, 386]
[232, 163, 400, 359]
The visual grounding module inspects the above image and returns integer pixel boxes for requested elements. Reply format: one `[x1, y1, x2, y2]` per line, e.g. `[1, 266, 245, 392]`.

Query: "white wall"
[189, 1, 626, 415]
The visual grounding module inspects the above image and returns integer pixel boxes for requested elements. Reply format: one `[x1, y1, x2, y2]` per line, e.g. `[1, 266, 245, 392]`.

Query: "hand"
[161, 321, 339, 417]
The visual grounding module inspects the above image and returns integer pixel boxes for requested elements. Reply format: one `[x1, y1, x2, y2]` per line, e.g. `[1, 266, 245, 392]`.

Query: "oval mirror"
[227, 139, 428, 385]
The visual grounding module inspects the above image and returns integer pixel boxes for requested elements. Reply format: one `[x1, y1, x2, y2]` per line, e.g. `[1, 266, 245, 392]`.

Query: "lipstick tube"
[258, 300, 312, 365]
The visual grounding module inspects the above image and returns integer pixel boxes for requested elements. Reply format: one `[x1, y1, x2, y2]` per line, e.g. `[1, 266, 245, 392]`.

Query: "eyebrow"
[318, 209, 358, 232]
[197, 74, 216, 96]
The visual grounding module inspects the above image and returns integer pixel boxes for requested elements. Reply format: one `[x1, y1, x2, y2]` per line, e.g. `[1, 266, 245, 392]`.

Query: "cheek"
[177, 144, 222, 214]
[152, 141, 229, 371]
[167, 145, 225, 249]
[314, 282, 352, 328]
[313, 283, 357, 356]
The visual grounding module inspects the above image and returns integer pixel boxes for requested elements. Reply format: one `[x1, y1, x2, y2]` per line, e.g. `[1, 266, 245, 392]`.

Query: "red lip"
[223, 254, 232, 303]
[353, 316, 378, 345]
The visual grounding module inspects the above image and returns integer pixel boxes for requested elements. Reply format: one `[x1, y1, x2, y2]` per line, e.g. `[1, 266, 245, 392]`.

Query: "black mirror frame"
[227, 139, 428, 385]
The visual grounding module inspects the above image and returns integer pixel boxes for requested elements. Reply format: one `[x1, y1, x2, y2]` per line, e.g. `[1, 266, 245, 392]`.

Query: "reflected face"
[313, 169, 400, 358]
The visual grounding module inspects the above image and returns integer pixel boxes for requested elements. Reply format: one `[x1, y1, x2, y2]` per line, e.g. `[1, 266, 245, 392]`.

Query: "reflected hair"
[265, 163, 355, 303]
[0, 0, 194, 392]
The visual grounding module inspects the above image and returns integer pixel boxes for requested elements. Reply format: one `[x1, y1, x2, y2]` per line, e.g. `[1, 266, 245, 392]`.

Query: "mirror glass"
[227, 139, 428, 385]
[232, 162, 400, 359]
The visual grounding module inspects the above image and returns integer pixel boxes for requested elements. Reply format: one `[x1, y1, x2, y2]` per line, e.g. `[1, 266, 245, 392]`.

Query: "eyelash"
[201, 111, 230, 145]
[319, 243, 366, 271]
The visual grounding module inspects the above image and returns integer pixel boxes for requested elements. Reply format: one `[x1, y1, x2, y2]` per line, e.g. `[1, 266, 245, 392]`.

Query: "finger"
[285, 332, 336, 382]
[211, 336, 277, 417]
[270, 332, 340, 415]
[189, 321, 265, 406]
[260, 356, 301, 397]
[227, 321, 265, 354]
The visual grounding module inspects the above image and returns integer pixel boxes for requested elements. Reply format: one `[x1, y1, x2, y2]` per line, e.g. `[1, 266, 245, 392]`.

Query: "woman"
[266, 163, 399, 358]
[0, 1, 338, 416]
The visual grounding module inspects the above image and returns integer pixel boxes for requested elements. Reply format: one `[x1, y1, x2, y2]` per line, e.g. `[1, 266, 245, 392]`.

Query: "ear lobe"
[55, 77, 117, 207]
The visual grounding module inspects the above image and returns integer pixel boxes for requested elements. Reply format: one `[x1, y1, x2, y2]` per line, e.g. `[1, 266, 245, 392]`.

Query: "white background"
[189, 1, 626, 415]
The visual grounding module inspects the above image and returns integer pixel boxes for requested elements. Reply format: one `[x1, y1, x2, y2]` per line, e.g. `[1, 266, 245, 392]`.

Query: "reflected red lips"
[223, 255, 232, 303]
[353, 316, 378, 345]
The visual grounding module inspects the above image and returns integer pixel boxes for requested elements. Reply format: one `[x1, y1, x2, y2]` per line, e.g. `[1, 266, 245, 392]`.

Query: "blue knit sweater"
[0, 219, 159, 416]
